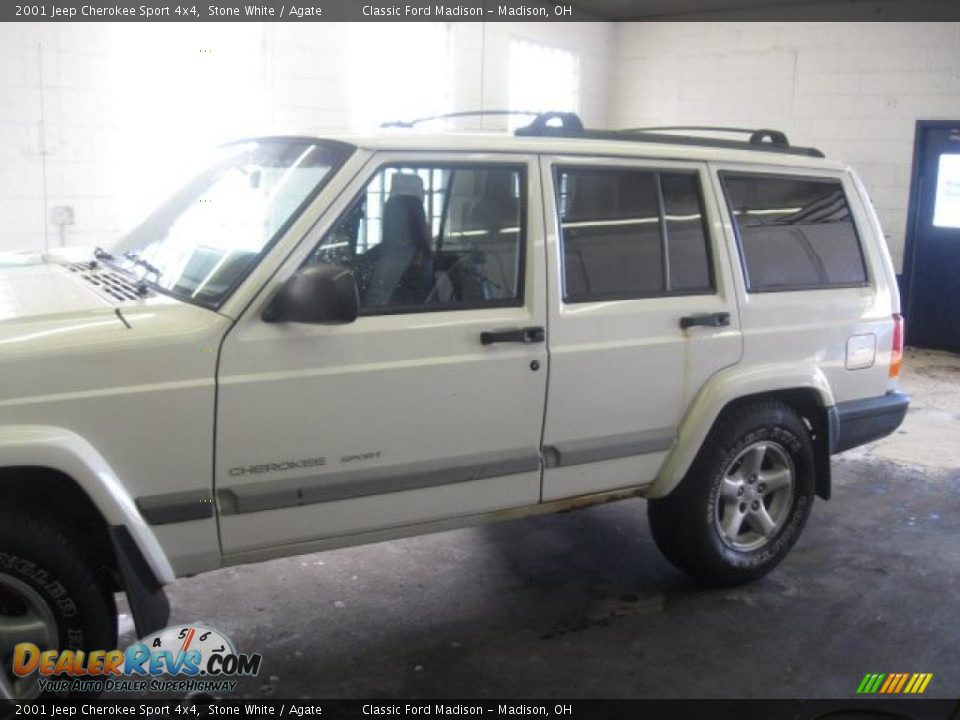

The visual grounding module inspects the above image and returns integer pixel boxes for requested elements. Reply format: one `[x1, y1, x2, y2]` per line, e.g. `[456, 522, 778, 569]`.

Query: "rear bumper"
[829, 391, 910, 454]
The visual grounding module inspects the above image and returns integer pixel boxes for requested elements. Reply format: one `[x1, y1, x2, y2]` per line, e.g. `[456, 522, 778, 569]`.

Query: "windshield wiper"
[122, 251, 163, 282]
[89, 246, 150, 297]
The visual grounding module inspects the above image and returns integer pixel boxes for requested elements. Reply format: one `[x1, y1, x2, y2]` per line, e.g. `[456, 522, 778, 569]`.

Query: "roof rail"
[514, 113, 825, 158]
[381, 111, 826, 158]
[381, 110, 545, 129]
[622, 126, 791, 148]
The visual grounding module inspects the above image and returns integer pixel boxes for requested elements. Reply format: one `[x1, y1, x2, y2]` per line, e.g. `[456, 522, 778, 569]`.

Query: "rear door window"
[556, 166, 713, 302]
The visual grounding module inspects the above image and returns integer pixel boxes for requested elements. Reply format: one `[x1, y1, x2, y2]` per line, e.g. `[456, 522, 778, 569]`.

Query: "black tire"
[0, 510, 117, 699]
[648, 400, 815, 587]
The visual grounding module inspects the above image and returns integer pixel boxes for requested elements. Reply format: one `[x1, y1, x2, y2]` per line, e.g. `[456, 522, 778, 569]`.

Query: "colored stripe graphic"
[857, 672, 932, 694]
[856, 673, 886, 694]
[893, 673, 909, 693]
[906, 673, 933, 693]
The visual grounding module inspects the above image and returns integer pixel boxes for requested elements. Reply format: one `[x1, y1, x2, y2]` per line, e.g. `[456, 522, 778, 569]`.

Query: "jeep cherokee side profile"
[0, 114, 909, 699]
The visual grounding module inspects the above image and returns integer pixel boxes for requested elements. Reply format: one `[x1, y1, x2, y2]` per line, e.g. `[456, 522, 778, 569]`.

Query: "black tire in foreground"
[648, 400, 816, 587]
[0, 511, 117, 699]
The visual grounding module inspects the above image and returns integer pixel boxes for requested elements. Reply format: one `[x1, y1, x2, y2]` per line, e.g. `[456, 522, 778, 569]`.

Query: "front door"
[904, 122, 960, 352]
[539, 156, 742, 501]
[216, 154, 548, 555]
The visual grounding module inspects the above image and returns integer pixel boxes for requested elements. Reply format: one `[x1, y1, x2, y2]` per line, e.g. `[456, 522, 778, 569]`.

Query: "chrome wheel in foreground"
[0, 574, 59, 700]
[715, 440, 795, 552]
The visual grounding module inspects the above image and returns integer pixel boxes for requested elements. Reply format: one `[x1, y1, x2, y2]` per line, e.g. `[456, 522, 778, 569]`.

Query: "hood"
[0, 258, 123, 325]
[0, 250, 231, 405]
[0, 253, 136, 353]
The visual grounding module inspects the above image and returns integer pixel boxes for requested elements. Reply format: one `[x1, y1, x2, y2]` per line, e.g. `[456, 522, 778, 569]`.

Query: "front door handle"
[680, 312, 730, 329]
[481, 326, 546, 345]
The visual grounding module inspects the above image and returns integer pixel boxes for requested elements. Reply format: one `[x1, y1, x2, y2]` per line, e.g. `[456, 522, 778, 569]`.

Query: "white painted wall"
[266, 23, 611, 131]
[0, 23, 272, 252]
[0, 24, 115, 252]
[0, 22, 612, 253]
[610, 22, 960, 271]
[4, 19, 953, 269]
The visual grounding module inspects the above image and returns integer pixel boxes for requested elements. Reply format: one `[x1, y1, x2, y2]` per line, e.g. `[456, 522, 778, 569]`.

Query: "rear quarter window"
[720, 172, 868, 292]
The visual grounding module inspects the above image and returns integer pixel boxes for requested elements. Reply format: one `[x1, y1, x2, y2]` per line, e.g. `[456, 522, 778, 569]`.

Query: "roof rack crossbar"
[381, 110, 545, 129]
[621, 125, 791, 148]
[514, 111, 585, 136]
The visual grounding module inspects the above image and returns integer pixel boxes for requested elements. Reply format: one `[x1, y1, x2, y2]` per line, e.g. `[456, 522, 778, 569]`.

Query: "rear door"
[539, 155, 742, 501]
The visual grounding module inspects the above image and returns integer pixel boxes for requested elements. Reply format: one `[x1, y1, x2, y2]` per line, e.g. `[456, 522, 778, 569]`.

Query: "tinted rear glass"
[721, 174, 867, 292]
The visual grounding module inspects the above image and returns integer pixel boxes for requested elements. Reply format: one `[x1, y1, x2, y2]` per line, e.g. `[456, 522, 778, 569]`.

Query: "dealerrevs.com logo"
[13, 624, 262, 695]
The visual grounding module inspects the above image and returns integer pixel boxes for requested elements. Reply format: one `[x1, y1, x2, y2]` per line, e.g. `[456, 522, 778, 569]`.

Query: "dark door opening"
[903, 121, 960, 353]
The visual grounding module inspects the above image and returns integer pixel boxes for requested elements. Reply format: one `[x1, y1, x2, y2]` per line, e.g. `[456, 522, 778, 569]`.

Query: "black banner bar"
[0, 0, 599, 22]
[6, 0, 960, 21]
[2, 699, 960, 720]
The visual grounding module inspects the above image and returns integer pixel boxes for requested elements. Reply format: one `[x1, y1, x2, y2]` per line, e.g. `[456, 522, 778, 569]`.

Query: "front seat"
[362, 175, 434, 307]
[467, 170, 521, 299]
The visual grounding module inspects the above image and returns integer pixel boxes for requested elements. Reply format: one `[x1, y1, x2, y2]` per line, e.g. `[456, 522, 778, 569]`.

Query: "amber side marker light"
[890, 313, 904, 379]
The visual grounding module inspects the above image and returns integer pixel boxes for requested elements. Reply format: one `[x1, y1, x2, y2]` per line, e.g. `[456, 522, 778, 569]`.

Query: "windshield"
[110, 139, 353, 308]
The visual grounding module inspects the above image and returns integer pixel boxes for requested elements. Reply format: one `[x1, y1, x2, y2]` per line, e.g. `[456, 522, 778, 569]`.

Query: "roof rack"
[514, 113, 825, 158]
[380, 111, 825, 159]
[381, 110, 546, 129]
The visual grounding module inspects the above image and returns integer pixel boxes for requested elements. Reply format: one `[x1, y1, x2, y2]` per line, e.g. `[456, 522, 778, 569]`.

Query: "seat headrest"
[484, 170, 515, 200]
[389, 174, 425, 201]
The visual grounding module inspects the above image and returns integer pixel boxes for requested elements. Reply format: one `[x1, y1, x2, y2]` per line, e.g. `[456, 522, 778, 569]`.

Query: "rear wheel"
[0, 511, 117, 699]
[648, 401, 815, 586]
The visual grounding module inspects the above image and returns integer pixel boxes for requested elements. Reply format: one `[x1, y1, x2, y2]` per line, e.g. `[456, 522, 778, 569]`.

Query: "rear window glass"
[721, 173, 868, 292]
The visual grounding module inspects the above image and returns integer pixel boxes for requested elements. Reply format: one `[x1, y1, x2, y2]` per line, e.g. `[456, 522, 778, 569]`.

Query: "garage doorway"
[903, 121, 960, 352]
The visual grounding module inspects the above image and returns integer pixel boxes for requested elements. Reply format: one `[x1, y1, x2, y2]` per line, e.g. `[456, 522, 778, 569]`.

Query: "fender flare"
[647, 363, 835, 499]
[0, 425, 176, 586]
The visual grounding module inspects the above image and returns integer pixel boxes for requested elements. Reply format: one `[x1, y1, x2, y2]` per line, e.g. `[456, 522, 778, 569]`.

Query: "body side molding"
[543, 429, 675, 468]
[217, 449, 542, 515]
[136, 490, 215, 525]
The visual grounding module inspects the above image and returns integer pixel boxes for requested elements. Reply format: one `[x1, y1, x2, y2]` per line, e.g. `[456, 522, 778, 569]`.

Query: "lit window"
[110, 25, 267, 231]
[508, 39, 580, 128]
[933, 154, 960, 229]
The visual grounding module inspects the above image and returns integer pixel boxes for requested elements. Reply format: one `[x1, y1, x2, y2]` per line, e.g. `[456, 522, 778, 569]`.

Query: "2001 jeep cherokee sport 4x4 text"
[0, 114, 909, 698]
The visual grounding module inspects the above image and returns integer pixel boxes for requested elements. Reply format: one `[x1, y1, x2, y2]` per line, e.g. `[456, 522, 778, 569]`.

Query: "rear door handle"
[481, 326, 545, 345]
[680, 312, 730, 329]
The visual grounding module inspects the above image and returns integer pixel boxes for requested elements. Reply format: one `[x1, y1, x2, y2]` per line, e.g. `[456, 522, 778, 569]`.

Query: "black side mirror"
[262, 265, 359, 324]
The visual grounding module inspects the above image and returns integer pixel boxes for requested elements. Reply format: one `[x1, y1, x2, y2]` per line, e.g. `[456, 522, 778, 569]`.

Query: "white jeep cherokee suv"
[0, 113, 909, 698]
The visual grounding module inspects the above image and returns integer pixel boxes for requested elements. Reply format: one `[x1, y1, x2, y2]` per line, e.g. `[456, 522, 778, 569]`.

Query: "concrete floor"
[120, 348, 960, 699]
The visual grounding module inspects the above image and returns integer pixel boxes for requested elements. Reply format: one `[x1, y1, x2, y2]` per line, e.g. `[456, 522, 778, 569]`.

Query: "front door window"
[305, 165, 526, 313]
